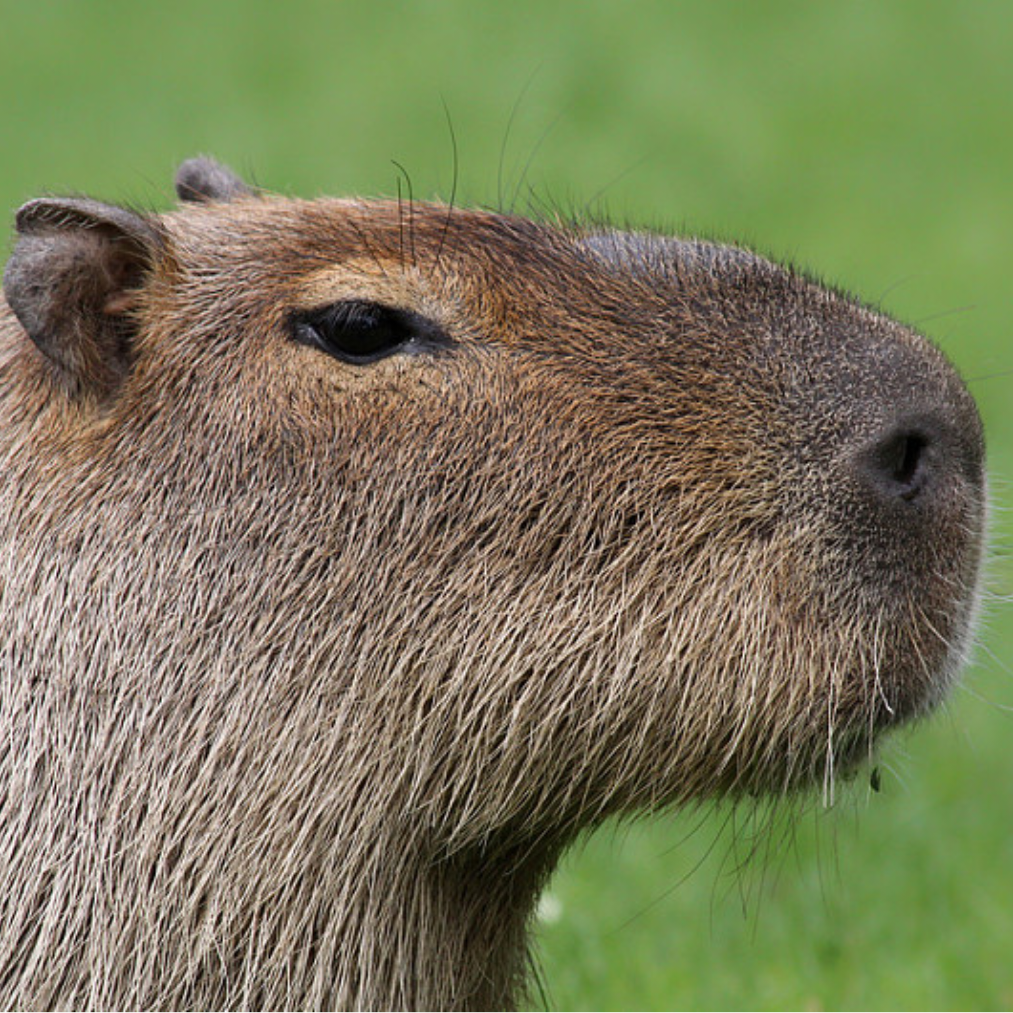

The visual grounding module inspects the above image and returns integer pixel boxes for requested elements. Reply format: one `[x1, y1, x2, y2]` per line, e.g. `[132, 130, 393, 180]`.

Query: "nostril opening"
[891, 433, 926, 491]
[868, 430, 931, 502]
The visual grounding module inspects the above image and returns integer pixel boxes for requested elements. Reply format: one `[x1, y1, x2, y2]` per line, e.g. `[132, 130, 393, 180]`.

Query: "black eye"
[289, 300, 447, 364]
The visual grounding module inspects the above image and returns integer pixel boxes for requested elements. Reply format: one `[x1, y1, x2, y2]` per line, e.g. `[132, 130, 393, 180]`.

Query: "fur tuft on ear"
[3, 197, 163, 397]
[175, 157, 254, 204]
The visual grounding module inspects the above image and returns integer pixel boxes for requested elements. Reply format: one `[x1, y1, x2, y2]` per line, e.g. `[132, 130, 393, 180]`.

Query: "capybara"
[0, 158, 986, 1010]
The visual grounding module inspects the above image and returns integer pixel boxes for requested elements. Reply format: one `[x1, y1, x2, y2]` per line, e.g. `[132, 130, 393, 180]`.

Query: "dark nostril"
[863, 428, 931, 502]
[886, 432, 927, 496]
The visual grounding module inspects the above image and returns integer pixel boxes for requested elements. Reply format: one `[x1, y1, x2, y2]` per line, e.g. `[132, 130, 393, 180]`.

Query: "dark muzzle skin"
[842, 397, 985, 731]
[0, 159, 987, 1011]
[784, 291, 986, 731]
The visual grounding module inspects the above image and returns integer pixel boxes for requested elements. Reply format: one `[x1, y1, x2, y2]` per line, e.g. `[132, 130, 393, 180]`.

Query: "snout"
[802, 314, 987, 572]
[769, 306, 989, 738]
[837, 340, 986, 598]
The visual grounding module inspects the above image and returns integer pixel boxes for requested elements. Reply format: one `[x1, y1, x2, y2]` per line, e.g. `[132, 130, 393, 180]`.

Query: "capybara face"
[0, 159, 986, 1009]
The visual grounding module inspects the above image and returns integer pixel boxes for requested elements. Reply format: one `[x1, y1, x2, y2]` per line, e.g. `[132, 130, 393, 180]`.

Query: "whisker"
[394, 168, 405, 271]
[390, 160, 417, 270]
[497, 67, 542, 213]
[956, 672, 1013, 713]
[582, 154, 655, 215]
[509, 110, 564, 216]
[875, 275, 916, 304]
[965, 368, 1013, 385]
[911, 304, 976, 325]
[434, 98, 459, 276]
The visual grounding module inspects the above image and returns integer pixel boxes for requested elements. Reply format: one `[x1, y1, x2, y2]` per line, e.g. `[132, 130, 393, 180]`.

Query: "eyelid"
[287, 299, 453, 365]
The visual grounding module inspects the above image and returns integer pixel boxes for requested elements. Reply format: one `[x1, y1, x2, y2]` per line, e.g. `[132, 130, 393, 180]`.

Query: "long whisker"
[509, 110, 563, 217]
[435, 98, 460, 276]
[391, 160, 417, 270]
[497, 67, 543, 213]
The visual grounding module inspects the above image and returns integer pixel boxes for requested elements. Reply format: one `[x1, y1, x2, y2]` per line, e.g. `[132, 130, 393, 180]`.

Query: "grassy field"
[2, 2, 1011, 1009]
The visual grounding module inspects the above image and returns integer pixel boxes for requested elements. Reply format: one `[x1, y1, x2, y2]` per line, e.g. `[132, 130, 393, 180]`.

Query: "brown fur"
[0, 159, 986, 1010]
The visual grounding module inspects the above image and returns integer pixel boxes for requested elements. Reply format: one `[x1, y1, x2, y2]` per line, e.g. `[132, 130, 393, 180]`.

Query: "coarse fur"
[0, 159, 986, 1010]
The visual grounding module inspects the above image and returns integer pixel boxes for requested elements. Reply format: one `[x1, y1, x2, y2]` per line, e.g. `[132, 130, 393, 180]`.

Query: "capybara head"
[0, 158, 986, 1010]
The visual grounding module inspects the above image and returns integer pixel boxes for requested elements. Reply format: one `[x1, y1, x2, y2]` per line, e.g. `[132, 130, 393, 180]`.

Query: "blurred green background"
[2, 2, 1010, 1009]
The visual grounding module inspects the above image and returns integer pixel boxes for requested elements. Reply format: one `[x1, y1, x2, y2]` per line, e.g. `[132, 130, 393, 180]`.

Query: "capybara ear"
[3, 197, 162, 398]
[175, 156, 254, 204]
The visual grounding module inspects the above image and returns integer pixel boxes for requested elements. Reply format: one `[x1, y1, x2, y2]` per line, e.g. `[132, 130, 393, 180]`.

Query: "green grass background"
[2, 2, 1011, 1009]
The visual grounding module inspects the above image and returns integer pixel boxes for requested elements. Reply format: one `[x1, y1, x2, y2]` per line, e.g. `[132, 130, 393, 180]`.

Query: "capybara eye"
[289, 300, 445, 365]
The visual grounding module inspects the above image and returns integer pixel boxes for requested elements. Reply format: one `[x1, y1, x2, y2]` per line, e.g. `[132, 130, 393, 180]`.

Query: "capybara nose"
[853, 409, 983, 511]
[859, 425, 933, 503]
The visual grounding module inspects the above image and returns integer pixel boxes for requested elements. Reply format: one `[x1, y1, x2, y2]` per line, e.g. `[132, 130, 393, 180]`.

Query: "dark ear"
[3, 197, 162, 397]
[175, 157, 253, 204]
